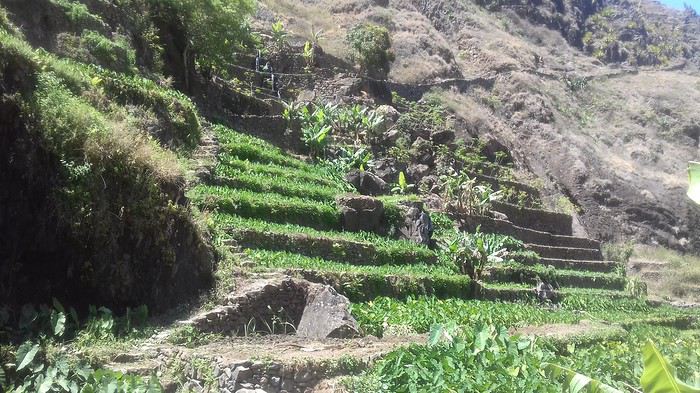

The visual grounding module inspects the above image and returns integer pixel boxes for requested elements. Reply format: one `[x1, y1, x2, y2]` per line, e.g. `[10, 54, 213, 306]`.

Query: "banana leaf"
[641, 340, 700, 393]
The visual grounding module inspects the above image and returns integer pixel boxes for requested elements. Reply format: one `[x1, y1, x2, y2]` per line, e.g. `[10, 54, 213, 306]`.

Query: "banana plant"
[544, 340, 700, 393]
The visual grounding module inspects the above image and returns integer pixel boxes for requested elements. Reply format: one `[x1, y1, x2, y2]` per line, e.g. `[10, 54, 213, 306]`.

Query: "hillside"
[0, 0, 699, 392]
[257, 0, 700, 250]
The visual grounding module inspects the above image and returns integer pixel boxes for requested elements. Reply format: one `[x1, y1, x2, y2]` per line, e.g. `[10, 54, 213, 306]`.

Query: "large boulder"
[407, 163, 431, 183]
[336, 195, 385, 233]
[297, 286, 360, 339]
[396, 201, 434, 247]
[345, 169, 389, 196]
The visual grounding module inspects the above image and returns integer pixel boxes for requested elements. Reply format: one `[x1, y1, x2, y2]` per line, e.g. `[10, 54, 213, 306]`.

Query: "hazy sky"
[658, 0, 699, 11]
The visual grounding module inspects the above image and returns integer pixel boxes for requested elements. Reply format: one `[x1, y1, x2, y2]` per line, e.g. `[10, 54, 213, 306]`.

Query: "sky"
[658, 0, 699, 11]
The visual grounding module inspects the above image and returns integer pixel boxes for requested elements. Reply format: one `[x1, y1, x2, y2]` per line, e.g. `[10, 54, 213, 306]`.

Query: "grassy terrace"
[190, 186, 341, 230]
[213, 166, 341, 201]
[351, 296, 698, 337]
[487, 262, 627, 290]
[218, 214, 437, 265]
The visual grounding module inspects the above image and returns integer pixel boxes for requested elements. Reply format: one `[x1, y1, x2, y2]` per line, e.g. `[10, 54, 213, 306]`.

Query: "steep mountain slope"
[259, 0, 700, 250]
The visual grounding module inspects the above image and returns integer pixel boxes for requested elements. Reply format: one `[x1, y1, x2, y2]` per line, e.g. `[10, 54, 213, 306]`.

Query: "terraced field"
[184, 125, 699, 392]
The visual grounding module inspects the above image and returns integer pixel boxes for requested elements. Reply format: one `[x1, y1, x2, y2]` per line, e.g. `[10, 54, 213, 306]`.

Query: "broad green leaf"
[38, 374, 54, 393]
[641, 340, 700, 393]
[399, 171, 407, 189]
[542, 362, 623, 393]
[51, 310, 66, 337]
[688, 161, 700, 204]
[15, 342, 40, 371]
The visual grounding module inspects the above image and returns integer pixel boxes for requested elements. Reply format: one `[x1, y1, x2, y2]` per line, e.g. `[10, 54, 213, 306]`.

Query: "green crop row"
[189, 186, 340, 230]
[215, 125, 310, 169]
[351, 296, 581, 337]
[222, 215, 437, 265]
[216, 154, 343, 189]
[486, 262, 627, 290]
[213, 166, 340, 202]
[351, 294, 696, 338]
[246, 249, 453, 276]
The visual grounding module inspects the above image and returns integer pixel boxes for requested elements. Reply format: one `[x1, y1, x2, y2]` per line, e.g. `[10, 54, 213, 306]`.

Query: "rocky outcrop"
[297, 286, 360, 339]
[396, 201, 434, 247]
[336, 195, 385, 233]
[345, 169, 389, 196]
[185, 276, 359, 339]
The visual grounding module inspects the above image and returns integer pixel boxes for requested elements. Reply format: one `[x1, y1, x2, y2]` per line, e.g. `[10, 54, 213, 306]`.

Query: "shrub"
[346, 23, 394, 79]
[149, 0, 256, 77]
[57, 30, 137, 74]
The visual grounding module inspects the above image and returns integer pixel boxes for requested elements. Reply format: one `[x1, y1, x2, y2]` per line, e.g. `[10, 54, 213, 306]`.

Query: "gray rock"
[297, 286, 360, 339]
[396, 202, 434, 246]
[233, 366, 253, 383]
[382, 129, 401, 144]
[407, 163, 431, 182]
[345, 169, 389, 196]
[336, 195, 385, 233]
[410, 137, 434, 165]
[430, 128, 455, 144]
[375, 105, 400, 132]
[235, 389, 267, 393]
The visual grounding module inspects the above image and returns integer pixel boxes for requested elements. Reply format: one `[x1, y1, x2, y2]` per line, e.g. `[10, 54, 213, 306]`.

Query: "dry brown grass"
[633, 245, 700, 303]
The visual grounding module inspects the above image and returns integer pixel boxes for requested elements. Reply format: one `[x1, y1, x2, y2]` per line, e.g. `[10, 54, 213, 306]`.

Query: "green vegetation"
[57, 30, 137, 74]
[0, 302, 161, 392]
[190, 186, 340, 229]
[50, 0, 105, 28]
[149, 0, 256, 76]
[218, 214, 436, 265]
[442, 229, 521, 280]
[351, 294, 695, 337]
[583, 6, 685, 66]
[346, 23, 394, 78]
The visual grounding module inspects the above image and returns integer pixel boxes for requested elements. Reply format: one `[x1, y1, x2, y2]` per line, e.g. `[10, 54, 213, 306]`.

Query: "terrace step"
[491, 202, 572, 236]
[230, 228, 437, 266]
[284, 268, 633, 304]
[465, 171, 540, 203]
[485, 266, 627, 290]
[526, 244, 603, 261]
[458, 214, 600, 249]
[519, 257, 619, 273]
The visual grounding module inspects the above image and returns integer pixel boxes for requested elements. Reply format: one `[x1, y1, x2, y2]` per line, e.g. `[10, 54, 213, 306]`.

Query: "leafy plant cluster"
[440, 173, 503, 217]
[346, 23, 394, 79]
[283, 102, 384, 160]
[441, 229, 524, 281]
[345, 323, 559, 392]
[583, 6, 685, 66]
[0, 301, 160, 392]
[147, 0, 256, 77]
[49, 0, 106, 29]
[57, 30, 137, 74]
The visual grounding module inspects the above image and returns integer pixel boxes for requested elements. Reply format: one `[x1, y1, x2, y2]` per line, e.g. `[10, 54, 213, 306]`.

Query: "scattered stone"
[407, 163, 431, 183]
[409, 137, 434, 165]
[345, 169, 389, 196]
[375, 105, 400, 131]
[382, 129, 401, 145]
[297, 286, 360, 339]
[336, 195, 385, 233]
[430, 128, 455, 144]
